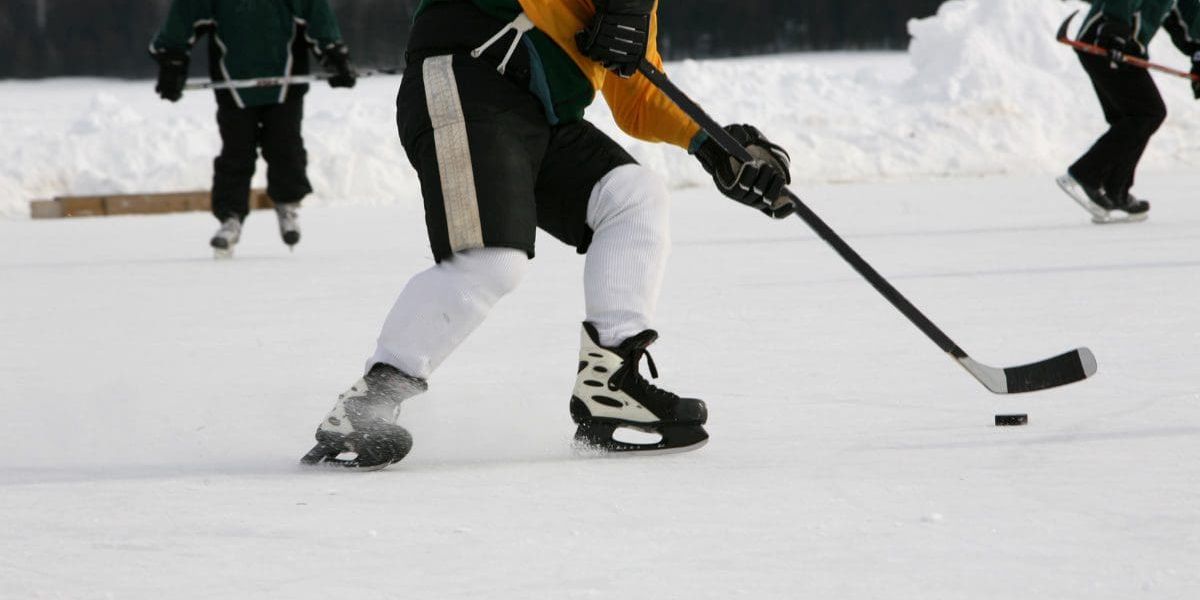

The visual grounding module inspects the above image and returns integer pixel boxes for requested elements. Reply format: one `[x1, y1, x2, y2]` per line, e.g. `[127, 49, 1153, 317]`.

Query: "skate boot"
[209, 216, 242, 259]
[300, 363, 427, 470]
[1055, 172, 1116, 221]
[570, 322, 709, 454]
[274, 203, 301, 249]
[1097, 192, 1150, 225]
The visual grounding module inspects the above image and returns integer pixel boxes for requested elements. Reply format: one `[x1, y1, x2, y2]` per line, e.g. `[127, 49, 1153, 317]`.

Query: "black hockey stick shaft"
[637, 60, 968, 360]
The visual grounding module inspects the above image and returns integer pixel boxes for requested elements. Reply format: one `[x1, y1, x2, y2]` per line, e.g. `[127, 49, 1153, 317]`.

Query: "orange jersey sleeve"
[517, 0, 702, 149]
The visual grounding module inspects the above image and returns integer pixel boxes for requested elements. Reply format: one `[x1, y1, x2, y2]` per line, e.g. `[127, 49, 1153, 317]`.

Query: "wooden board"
[30, 189, 272, 219]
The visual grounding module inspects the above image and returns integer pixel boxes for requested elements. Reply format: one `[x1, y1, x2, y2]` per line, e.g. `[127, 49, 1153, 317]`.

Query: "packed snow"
[2, 0, 1198, 219]
[2, 0, 1200, 598]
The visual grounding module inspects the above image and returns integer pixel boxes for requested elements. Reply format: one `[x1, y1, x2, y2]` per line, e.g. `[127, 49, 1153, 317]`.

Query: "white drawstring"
[470, 13, 535, 75]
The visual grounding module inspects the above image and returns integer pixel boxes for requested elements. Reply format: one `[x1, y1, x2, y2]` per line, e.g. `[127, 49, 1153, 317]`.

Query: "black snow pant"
[211, 91, 313, 222]
[1069, 32, 1167, 203]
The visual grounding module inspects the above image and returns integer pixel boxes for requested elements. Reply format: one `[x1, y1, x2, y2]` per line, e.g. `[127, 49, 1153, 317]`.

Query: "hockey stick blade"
[958, 347, 1097, 394]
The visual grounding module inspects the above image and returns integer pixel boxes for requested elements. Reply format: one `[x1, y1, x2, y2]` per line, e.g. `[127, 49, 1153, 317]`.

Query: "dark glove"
[319, 42, 357, 88]
[575, 0, 655, 78]
[1191, 50, 1200, 99]
[1095, 18, 1142, 67]
[152, 49, 189, 102]
[695, 124, 795, 219]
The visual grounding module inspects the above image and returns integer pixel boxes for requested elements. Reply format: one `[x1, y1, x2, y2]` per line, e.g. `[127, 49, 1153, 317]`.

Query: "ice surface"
[2, 174, 1199, 598]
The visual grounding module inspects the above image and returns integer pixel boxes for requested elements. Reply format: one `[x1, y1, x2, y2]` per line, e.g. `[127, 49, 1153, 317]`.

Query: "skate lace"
[610, 334, 679, 404]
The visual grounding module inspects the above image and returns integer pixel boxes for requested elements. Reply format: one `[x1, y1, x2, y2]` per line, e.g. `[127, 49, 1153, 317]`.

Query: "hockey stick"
[184, 68, 403, 91]
[636, 59, 1097, 394]
[1056, 11, 1200, 81]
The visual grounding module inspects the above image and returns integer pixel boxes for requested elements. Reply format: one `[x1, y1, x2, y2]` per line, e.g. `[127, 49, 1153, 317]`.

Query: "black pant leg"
[534, 121, 636, 254]
[259, 92, 313, 205]
[212, 104, 260, 222]
[1069, 52, 1166, 197]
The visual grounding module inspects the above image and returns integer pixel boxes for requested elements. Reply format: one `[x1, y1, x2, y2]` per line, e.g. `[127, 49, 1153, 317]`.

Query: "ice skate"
[274, 203, 301, 249]
[300, 363, 427, 471]
[209, 216, 241, 259]
[1092, 192, 1150, 225]
[570, 322, 709, 455]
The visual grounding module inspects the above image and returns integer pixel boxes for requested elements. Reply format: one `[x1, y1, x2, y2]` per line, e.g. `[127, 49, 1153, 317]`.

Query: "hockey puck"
[994, 414, 1028, 426]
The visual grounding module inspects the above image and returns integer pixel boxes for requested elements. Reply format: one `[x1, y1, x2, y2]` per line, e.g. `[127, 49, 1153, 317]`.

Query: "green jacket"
[1084, 0, 1200, 55]
[151, 0, 345, 108]
[414, 0, 595, 125]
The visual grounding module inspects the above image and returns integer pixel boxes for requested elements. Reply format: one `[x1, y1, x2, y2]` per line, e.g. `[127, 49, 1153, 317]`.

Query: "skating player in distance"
[1056, 0, 1200, 224]
[150, 0, 358, 257]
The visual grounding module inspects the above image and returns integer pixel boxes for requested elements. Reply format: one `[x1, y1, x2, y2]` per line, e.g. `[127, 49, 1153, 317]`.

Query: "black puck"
[995, 414, 1028, 426]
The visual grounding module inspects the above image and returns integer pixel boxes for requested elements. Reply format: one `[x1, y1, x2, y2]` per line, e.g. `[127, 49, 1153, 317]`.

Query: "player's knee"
[589, 164, 670, 227]
[450, 247, 529, 300]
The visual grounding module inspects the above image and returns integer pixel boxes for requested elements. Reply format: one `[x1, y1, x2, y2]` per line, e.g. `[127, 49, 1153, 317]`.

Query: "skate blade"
[572, 422, 709, 456]
[300, 444, 397, 471]
[213, 248, 235, 260]
[1092, 211, 1149, 225]
[573, 437, 709, 458]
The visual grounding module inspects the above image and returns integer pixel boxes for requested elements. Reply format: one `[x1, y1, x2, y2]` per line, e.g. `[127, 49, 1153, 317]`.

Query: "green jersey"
[152, 0, 345, 108]
[414, 0, 596, 124]
[1084, 0, 1200, 54]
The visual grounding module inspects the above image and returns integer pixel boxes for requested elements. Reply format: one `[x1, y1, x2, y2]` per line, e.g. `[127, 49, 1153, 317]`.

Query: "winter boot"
[570, 322, 709, 454]
[275, 202, 301, 248]
[210, 216, 242, 259]
[300, 363, 427, 470]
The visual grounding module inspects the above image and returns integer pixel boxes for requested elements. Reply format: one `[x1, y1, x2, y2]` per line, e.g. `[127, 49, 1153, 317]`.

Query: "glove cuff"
[694, 137, 727, 176]
[595, 0, 655, 15]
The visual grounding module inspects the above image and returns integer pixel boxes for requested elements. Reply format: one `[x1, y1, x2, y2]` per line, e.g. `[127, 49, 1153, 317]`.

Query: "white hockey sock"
[370, 247, 529, 379]
[584, 164, 672, 348]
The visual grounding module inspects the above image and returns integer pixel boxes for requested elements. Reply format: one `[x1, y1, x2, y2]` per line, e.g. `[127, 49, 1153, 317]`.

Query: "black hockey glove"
[576, 0, 655, 78]
[695, 124, 795, 219]
[319, 42, 357, 89]
[1095, 18, 1142, 67]
[1192, 51, 1200, 99]
[152, 49, 189, 102]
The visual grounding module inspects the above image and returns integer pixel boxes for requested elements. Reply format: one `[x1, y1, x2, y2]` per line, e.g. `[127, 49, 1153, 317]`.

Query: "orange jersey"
[518, 0, 701, 149]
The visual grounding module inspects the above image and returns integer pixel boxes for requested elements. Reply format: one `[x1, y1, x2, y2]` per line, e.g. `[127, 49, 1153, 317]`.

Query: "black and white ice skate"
[1055, 174, 1147, 225]
[570, 322, 708, 455]
[300, 363, 427, 471]
[210, 216, 241, 259]
[274, 203, 301, 249]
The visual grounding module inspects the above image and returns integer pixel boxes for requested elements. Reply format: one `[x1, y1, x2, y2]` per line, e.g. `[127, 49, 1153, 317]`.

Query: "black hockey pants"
[211, 92, 313, 222]
[1069, 33, 1167, 203]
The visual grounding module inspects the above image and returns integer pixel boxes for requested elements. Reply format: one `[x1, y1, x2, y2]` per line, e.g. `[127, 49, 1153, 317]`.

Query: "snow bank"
[1, 0, 1198, 218]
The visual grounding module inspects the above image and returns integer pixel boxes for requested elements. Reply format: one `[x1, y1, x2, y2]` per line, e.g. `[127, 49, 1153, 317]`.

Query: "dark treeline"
[0, 0, 943, 79]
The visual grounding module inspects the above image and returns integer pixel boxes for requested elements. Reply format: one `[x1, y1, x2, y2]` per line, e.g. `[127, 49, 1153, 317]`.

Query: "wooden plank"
[250, 190, 275, 210]
[30, 199, 64, 219]
[56, 197, 106, 217]
[35, 189, 272, 218]
[105, 192, 200, 215]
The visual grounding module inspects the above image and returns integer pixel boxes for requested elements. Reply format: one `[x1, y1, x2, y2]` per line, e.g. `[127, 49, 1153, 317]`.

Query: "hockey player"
[301, 0, 794, 469]
[1057, 0, 1200, 224]
[150, 0, 357, 256]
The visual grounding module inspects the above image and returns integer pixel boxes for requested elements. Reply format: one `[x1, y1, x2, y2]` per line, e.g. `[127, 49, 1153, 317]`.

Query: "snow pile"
[2, 0, 1198, 218]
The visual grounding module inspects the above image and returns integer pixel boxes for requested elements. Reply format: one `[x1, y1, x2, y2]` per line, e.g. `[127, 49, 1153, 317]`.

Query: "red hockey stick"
[1057, 11, 1200, 81]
